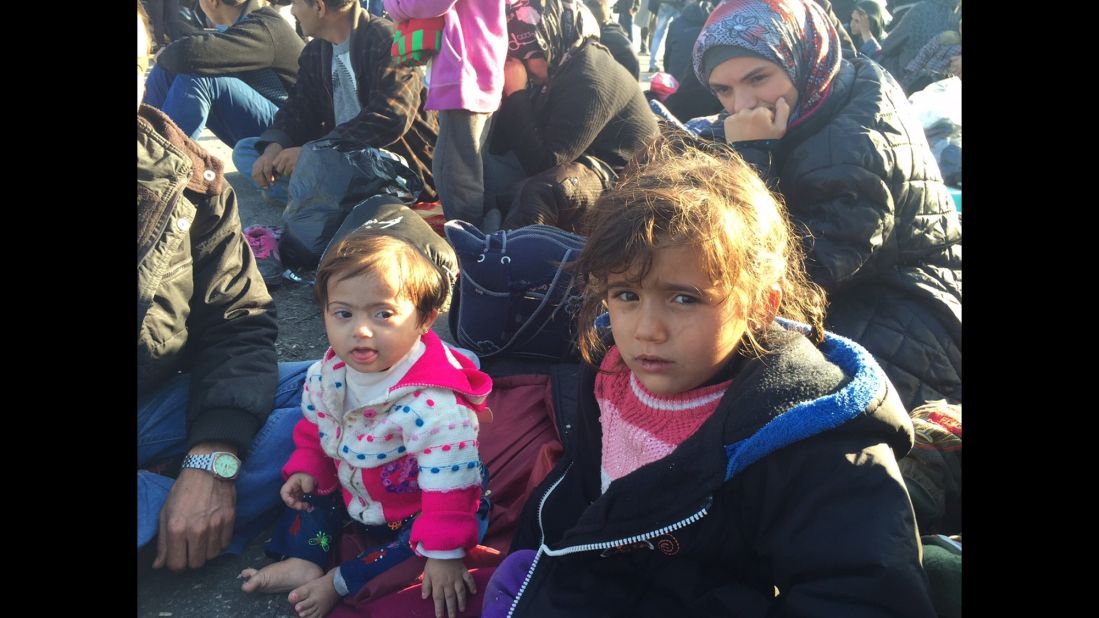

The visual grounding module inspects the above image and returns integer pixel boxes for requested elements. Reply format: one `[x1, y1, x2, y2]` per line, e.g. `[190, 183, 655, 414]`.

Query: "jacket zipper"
[506, 464, 711, 616]
[540, 504, 710, 557]
[505, 463, 570, 618]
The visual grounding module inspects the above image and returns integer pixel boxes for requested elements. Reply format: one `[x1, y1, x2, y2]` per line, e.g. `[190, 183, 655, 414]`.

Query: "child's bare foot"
[288, 568, 341, 618]
[239, 558, 323, 593]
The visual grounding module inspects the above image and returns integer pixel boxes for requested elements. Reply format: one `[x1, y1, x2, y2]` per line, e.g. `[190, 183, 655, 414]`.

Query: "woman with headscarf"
[849, 0, 887, 58]
[693, 0, 961, 412]
[483, 0, 657, 232]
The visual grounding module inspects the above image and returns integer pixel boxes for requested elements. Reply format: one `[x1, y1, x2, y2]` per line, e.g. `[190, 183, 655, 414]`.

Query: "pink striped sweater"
[596, 346, 732, 493]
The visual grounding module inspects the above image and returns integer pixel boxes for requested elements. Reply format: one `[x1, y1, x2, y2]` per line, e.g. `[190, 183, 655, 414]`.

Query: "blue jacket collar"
[723, 318, 890, 480]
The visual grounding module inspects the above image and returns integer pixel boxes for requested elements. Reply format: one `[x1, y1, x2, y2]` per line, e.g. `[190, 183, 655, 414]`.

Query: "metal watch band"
[181, 453, 214, 472]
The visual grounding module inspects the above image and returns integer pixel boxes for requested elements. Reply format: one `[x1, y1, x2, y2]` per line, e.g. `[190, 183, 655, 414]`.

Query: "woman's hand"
[421, 557, 477, 618]
[724, 97, 791, 142]
[503, 56, 529, 96]
[280, 472, 317, 511]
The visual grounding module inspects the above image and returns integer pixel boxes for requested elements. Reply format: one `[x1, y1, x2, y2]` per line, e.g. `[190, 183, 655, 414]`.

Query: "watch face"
[212, 453, 240, 479]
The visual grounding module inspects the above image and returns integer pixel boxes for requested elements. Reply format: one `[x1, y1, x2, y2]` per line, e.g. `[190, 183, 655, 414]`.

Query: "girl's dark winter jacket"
[507, 324, 935, 617]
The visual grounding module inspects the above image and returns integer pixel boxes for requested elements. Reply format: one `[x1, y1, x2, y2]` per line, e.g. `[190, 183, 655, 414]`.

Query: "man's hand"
[724, 97, 791, 143]
[280, 472, 318, 511]
[949, 54, 961, 79]
[421, 557, 477, 618]
[272, 147, 302, 178]
[502, 57, 529, 97]
[252, 143, 285, 188]
[153, 443, 238, 572]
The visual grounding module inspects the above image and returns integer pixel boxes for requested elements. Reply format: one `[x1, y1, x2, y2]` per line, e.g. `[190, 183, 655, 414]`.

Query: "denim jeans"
[232, 136, 292, 205]
[648, 3, 681, 72]
[137, 360, 314, 553]
[143, 64, 280, 148]
[362, 0, 386, 17]
[617, 9, 633, 42]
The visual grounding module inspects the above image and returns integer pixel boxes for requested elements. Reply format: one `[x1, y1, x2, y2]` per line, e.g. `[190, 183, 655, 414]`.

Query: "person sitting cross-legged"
[231, 0, 438, 211]
[143, 0, 305, 149]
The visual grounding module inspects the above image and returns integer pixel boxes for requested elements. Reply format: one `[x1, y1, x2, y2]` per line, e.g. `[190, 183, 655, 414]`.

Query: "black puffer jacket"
[492, 39, 657, 177]
[729, 57, 962, 410]
[507, 325, 934, 617]
[138, 104, 279, 451]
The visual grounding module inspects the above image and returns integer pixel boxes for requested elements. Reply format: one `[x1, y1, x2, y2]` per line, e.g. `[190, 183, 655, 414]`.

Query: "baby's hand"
[421, 557, 476, 618]
[280, 472, 317, 511]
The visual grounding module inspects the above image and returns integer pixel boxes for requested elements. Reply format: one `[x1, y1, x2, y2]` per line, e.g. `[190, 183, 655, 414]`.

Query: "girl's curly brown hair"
[573, 135, 827, 366]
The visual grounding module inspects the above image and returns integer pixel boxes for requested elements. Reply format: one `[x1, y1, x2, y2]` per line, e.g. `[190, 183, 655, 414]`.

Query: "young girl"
[240, 229, 492, 618]
[482, 140, 936, 617]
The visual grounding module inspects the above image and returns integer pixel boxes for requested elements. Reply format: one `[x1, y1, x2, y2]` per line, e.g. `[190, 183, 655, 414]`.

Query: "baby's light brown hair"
[315, 229, 451, 327]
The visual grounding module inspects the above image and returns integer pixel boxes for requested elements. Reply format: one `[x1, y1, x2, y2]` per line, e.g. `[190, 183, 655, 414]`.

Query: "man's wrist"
[183, 443, 242, 480]
[187, 442, 238, 457]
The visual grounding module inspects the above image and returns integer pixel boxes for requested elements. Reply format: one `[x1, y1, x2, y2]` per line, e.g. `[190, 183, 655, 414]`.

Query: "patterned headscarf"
[506, 0, 600, 76]
[692, 0, 842, 129]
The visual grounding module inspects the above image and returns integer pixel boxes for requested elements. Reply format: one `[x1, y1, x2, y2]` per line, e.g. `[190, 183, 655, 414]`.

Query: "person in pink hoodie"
[239, 228, 493, 618]
[384, 0, 508, 230]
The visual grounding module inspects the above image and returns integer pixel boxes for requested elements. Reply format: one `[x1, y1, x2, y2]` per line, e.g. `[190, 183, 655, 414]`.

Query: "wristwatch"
[181, 451, 241, 481]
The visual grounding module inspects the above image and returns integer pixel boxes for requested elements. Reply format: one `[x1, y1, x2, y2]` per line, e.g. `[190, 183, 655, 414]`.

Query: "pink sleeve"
[281, 416, 340, 495]
[383, 0, 458, 22]
[409, 485, 482, 553]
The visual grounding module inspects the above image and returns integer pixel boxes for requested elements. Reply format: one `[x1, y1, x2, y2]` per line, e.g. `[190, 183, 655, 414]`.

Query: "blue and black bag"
[444, 221, 585, 361]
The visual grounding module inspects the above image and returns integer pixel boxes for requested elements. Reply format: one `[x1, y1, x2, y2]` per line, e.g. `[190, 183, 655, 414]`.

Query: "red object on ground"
[409, 200, 447, 238]
[649, 72, 680, 102]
